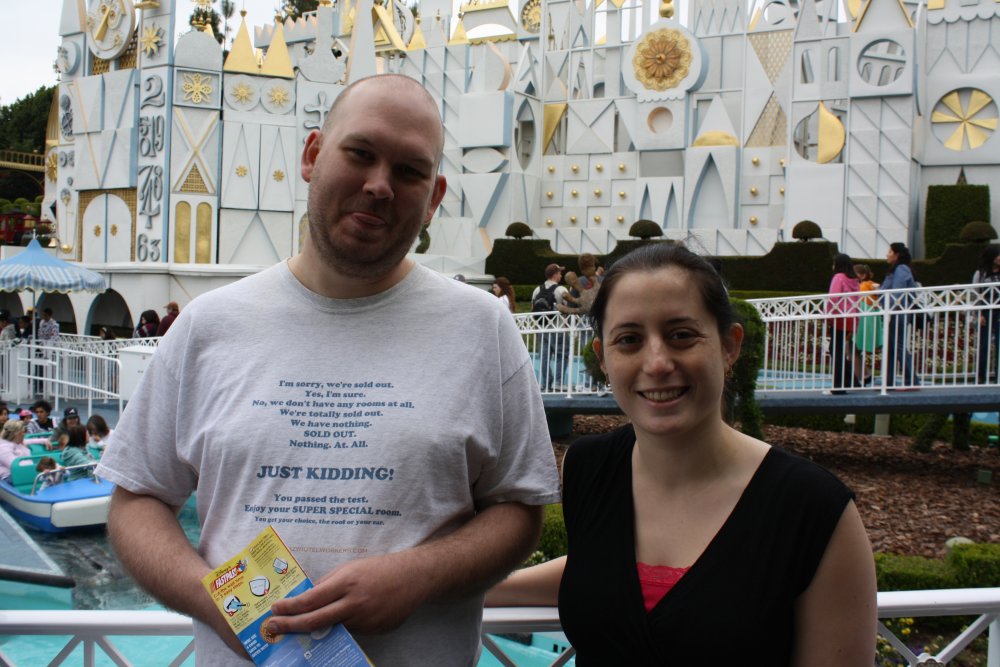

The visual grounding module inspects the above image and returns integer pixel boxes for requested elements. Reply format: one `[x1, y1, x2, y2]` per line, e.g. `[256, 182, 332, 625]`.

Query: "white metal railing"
[515, 283, 1000, 397]
[0, 336, 161, 414]
[0, 589, 996, 666]
[751, 283, 1000, 394]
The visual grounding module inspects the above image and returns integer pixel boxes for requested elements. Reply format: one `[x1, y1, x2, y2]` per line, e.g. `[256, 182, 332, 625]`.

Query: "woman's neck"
[632, 421, 750, 491]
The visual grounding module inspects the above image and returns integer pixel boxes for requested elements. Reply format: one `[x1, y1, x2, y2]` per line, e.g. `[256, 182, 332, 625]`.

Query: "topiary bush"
[875, 553, 956, 591]
[505, 222, 533, 239]
[536, 503, 567, 560]
[628, 220, 663, 240]
[791, 220, 823, 241]
[959, 221, 998, 243]
[949, 543, 1000, 588]
[925, 184, 990, 258]
[728, 298, 765, 439]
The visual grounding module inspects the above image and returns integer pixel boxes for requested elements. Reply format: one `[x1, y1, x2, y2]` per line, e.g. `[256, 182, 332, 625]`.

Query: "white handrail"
[0, 589, 997, 666]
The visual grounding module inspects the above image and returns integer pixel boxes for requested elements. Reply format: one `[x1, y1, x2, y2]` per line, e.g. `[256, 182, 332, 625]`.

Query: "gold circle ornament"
[749, 216, 758, 225]
[110, 224, 118, 236]
[659, 0, 674, 18]
[618, 191, 626, 198]
[569, 216, 577, 223]
[593, 216, 601, 223]
[60, 244, 73, 253]
[520, 0, 541, 34]
[594, 188, 602, 196]
[545, 218, 553, 225]
[618, 163, 626, 171]
[617, 216, 625, 222]
[571, 164, 579, 172]
[571, 189, 578, 197]
[94, 225, 102, 237]
[86, 0, 135, 60]
[595, 164, 603, 172]
[546, 191, 554, 198]
[633, 28, 692, 92]
[750, 187, 758, 196]
[751, 157, 760, 166]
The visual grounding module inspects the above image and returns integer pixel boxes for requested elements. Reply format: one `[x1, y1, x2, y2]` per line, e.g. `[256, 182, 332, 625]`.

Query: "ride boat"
[0, 450, 113, 533]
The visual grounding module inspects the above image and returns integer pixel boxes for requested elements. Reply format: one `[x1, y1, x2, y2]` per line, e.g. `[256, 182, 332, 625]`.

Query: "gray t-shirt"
[97, 261, 561, 666]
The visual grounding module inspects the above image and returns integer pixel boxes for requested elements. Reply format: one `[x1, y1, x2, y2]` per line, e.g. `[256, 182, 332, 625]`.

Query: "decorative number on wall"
[136, 233, 161, 261]
[138, 115, 165, 157]
[138, 164, 163, 227]
[140, 75, 165, 109]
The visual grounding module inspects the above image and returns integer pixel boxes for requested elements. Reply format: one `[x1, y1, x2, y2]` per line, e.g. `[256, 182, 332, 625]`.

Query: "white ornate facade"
[32, 0, 1000, 331]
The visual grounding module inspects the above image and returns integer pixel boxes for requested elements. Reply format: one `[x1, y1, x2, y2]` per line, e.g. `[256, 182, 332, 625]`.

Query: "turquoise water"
[1, 497, 571, 666]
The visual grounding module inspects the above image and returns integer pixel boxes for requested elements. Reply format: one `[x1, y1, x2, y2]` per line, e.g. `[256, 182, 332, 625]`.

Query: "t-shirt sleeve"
[95, 320, 196, 507]
[469, 310, 561, 509]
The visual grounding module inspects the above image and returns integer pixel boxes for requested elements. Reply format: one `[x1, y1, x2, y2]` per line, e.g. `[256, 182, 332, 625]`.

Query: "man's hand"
[267, 551, 432, 635]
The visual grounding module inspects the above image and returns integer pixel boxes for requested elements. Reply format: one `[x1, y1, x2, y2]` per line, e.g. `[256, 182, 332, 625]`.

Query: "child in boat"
[86, 415, 113, 456]
[35, 456, 65, 492]
[60, 425, 95, 482]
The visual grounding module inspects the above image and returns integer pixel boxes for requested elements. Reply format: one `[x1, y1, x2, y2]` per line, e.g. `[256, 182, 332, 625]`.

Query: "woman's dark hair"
[588, 244, 737, 340]
[889, 242, 911, 266]
[66, 424, 88, 449]
[86, 415, 110, 437]
[832, 253, 855, 278]
[32, 399, 52, 413]
[140, 309, 160, 326]
[977, 244, 1000, 277]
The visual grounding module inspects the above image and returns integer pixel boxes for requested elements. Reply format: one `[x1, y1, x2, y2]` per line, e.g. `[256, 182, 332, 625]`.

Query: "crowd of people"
[823, 242, 1000, 392]
[0, 398, 111, 490]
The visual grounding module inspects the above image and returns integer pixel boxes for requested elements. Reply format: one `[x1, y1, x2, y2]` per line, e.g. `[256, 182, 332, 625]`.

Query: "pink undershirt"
[637, 562, 690, 612]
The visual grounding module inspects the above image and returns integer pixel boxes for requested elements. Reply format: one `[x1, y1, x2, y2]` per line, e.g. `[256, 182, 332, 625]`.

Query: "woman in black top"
[488, 244, 876, 665]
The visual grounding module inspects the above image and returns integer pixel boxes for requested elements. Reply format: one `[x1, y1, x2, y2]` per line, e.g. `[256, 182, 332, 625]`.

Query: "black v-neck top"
[558, 425, 853, 665]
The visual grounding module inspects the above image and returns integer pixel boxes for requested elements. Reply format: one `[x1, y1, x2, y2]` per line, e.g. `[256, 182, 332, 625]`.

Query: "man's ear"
[300, 130, 322, 183]
[424, 174, 448, 224]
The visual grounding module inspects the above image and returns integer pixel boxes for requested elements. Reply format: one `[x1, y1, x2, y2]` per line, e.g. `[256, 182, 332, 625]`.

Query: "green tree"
[281, 0, 320, 21]
[221, 0, 236, 47]
[0, 86, 55, 153]
[189, 7, 224, 44]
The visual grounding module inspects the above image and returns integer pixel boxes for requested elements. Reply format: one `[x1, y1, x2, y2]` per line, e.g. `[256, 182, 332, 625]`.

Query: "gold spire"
[407, 17, 427, 50]
[449, 16, 469, 45]
[260, 16, 295, 78]
[224, 11, 258, 74]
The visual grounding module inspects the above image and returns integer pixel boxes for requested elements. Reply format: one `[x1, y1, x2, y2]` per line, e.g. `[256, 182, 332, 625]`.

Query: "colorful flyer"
[202, 525, 372, 666]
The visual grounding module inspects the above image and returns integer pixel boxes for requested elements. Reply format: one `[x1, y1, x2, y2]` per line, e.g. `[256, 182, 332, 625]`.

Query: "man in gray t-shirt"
[97, 74, 560, 666]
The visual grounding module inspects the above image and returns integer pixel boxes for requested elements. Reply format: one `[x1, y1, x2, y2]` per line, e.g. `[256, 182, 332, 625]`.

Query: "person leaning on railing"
[972, 244, 1000, 384]
[487, 244, 877, 666]
[880, 242, 920, 389]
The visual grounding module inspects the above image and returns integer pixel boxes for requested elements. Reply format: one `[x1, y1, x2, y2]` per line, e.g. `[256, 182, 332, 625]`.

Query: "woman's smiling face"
[596, 266, 742, 442]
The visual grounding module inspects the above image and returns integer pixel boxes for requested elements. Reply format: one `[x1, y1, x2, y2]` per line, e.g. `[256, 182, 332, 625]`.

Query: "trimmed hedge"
[875, 553, 956, 591]
[730, 299, 764, 439]
[950, 543, 1000, 588]
[536, 503, 567, 561]
[925, 184, 990, 259]
[487, 238, 985, 292]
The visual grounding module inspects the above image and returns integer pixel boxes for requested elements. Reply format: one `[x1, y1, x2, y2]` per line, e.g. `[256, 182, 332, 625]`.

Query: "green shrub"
[959, 221, 997, 243]
[925, 184, 990, 258]
[536, 504, 567, 560]
[875, 553, 956, 591]
[729, 299, 764, 439]
[949, 543, 1000, 588]
[792, 220, 823, 241]
[628, 220, 663, 240]
[581, 336, 606, 385]
[505, 222, 533, 239]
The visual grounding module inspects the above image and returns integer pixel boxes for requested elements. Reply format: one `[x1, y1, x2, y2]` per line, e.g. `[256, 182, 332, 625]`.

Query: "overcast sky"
[1, 0, 286, 106]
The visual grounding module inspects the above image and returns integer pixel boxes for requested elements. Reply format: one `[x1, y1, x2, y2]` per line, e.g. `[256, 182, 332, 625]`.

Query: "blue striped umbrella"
[0, 239, 106, 294]
[0, 239, 107, 338]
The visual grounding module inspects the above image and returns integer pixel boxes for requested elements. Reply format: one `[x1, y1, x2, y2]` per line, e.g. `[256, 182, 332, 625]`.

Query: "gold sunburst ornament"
[141, 24, 164, 57]
[46, 153, 58, 182]
[273, 170, 285, 182]
[633, 28, 692, 92]
[267, 87, 290, 107]
[235, 165, 248, 177]
[182, 73, 213, 104]
[232, 83, 254, 104]
[931, 88, 997, 151]
[520, 0, 541, 34]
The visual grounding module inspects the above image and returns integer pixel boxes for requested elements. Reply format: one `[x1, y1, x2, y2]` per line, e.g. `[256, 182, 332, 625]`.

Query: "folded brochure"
[202, 525, 372, 666]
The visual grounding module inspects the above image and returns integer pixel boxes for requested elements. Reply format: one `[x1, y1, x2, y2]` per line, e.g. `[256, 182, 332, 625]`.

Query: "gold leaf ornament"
[633, 29, 692, 92]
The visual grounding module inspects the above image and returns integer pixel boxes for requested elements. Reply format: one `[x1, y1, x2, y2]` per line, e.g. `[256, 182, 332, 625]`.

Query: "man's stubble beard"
[305, 191, 423, 282]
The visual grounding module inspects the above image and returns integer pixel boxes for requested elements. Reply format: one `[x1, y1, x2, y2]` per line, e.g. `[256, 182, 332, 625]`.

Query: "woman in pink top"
[0, 419, 30, 481]
[827, 253, 862, 393]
